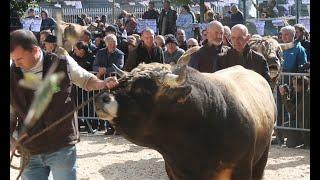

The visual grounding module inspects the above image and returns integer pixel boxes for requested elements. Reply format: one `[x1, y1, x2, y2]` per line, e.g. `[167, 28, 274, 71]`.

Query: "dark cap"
[105, 25, 117, 34]
[165, 34, 178, 45]
[44, 34, 57, 43]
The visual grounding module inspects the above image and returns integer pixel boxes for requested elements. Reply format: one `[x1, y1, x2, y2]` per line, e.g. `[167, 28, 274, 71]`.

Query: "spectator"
[94, 33, 106, 50]
[142, 1, 160, 21]
[252, 0, 279, 36]
[274, 25, 307, 145]
[158, 0, 177, 36]
[216, 24, 271, 85]
[281, 25, 307, 73]
[155, 35, 166, 51]
[124, 17, 138, 36]
[92, 35, 121, 135]
[189, 21, 227, 73]
[124, 28, 164, 71]
[223, 25, 232, 47]
[187, 38, 199, 49]
[176, 5, 195, 39]
[43, 34, 69, 57]
[80, 30, 98, 55]
[294, 24, 310, 62]
[105, 25, 129, 60]
[176, 29, 188, 51]
[93, 34, 124, 79]
[100, 15, 107, 26]
[279, 76, 310, 148]
[230, 5, 244, 28]
[194, 11, 202, 43]
[118, 10, 129, 21]
[10, 29, 118, 180]
[71, 41, 95, 71]
[164, 34, 185, 64]
[98, 22, 106, 31]
[94, 16, 101, 23]
[71, 41, 97, 132]
[40, 10, 56, 32]
[77, 13, 87, 26]
[132, 34, 141, 44]
[39, 30, 52, 49]
[200, 29, 208, 46]
[26, 8, 36, 19]
[127, 35, 137, 53]
[84, 16, 92, 25]
[115, 18, 127, 38]
[205, 10, 215, 23]
[204, 4, 213, 23]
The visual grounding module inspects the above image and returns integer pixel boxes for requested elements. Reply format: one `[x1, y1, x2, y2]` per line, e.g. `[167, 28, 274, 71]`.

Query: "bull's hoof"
[104, 129, 115, 135]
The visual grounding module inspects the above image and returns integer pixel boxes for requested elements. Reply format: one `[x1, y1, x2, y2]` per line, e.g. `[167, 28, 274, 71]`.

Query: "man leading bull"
[10, 29, 118, 180]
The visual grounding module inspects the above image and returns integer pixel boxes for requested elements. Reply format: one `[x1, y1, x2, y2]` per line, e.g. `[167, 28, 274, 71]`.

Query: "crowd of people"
[11, 0, 310, 146]
[9, 1, 311, 179]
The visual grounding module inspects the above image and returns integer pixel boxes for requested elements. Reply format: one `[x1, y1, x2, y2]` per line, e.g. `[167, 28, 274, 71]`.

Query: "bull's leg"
[231, 154, 253, 180]
[165, 161, 178, 180]
[252, 145, 270, 180]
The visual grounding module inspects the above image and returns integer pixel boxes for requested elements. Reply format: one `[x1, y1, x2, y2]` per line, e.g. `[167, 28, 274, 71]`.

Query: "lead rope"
[10, 75, 126, 180]
[10, 90, 105, 180]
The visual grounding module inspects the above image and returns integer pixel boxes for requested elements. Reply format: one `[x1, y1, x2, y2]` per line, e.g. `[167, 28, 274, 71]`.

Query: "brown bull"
[95, 63, 276, 180]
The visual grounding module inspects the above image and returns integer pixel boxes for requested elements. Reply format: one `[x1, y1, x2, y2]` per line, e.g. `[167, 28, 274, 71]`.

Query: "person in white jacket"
[176, 5, 195, 40]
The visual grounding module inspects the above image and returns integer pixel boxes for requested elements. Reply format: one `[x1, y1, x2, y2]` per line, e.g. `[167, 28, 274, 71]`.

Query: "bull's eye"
[103, 96, 111, 103]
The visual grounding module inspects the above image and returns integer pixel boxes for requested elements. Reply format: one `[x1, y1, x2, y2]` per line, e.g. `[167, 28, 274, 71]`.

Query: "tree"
[10, 0, 41, 17]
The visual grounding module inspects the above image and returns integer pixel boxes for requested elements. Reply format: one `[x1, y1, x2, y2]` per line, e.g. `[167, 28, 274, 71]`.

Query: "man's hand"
[104, 76, 119, 89]
[96, 67, 107, 79]
[98, 67, 107, 75]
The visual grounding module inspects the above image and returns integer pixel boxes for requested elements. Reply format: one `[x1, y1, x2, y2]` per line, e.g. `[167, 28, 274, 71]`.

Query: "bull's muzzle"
[94, 92, 118, 122]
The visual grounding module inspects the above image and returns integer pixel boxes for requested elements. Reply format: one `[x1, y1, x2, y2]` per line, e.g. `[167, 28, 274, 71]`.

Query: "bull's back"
[212, 65, 275, 125]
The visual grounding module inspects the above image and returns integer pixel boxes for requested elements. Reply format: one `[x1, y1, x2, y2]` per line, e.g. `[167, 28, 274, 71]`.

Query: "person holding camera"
[278, 76, 310, 148]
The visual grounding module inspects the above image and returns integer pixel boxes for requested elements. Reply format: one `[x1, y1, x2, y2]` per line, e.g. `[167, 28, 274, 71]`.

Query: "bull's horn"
[279, 42, 295, 51]
[112, 64, 127, 77]
[162, 64, 187, 87]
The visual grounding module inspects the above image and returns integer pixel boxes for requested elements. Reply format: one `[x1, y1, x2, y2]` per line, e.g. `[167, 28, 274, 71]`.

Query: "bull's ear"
[169, 85, 192, 104]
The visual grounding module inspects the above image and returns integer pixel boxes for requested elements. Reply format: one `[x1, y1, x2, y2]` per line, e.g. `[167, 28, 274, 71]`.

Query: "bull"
[95, 63, 276, 180]
[248, 36, 294, 89]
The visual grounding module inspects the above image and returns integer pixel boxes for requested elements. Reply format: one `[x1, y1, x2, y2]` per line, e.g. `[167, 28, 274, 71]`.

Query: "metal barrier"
[274, 72, 310, 132]
[38, 7, 182, 24]
[75, 72, 310, 133]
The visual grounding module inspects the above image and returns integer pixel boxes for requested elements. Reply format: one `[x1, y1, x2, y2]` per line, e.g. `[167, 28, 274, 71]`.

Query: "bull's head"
[248, 36, 294, 89]
[95, 63, 192, 146]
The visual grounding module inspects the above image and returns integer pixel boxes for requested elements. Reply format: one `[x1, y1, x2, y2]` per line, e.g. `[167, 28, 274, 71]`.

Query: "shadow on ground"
[98, 158, 168, 180]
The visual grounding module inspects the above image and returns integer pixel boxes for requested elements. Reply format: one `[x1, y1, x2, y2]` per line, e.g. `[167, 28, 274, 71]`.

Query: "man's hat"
[44, 35, 57, 43]
[165, 34, 178, 45]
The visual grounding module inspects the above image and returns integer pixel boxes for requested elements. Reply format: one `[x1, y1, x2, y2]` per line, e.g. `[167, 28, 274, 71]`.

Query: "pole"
[112, 0, 115, 24]
[243, 0, 247, 22]
[296, 0, 300, 23]
[256, 0, 259, 18]
[200, 0, 204, 23]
